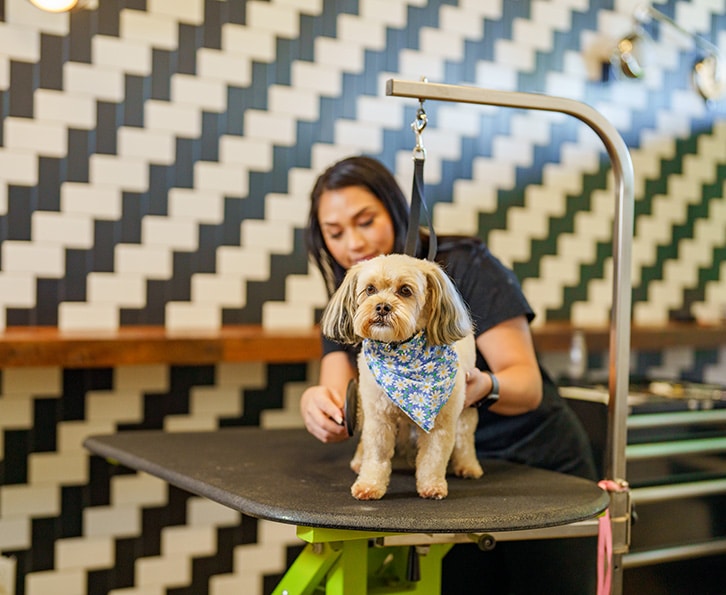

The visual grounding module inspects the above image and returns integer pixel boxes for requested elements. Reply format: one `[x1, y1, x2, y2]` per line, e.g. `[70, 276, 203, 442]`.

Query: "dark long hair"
[305, 156, 410, 296]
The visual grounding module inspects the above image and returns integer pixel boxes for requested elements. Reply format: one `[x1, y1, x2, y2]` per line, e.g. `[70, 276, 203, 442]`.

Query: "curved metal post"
[386, 79, 635, 593]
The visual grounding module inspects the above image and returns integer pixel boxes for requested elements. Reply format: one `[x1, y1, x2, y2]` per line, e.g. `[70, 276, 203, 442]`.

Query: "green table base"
[273, 527, 452, 595]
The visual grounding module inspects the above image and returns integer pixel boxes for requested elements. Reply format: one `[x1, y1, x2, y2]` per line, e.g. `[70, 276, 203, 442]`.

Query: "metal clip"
[411, 104, 427, 161]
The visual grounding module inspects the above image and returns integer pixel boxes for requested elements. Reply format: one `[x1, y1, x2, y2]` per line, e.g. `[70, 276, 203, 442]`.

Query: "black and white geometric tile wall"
[0, 0, 724, 331]
[0, 361, 313, 594]
[1, 0, 726, 593]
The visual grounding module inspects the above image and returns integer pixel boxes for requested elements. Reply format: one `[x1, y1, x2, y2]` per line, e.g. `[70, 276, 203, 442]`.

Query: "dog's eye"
[398, 285, 413, 297]
[365, 285, 377, 296]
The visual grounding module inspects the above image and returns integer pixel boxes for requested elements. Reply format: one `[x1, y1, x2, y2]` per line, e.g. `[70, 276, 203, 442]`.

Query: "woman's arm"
[464, 315, 543, 415]
[300, 350, 356, 443]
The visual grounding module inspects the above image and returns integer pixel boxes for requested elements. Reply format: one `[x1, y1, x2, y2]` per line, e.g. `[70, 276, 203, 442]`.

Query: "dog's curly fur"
[321, 254, 483, 500]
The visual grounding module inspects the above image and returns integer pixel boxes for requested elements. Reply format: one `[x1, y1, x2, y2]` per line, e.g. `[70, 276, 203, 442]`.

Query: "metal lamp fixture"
[612, 4, 724, 101]
[613, 29, 648, 80]
[28, 0, 97, 12]
[692, 53, 724, 101]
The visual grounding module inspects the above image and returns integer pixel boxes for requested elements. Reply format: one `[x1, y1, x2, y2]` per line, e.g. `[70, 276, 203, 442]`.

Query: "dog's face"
[350, 255, 429, 343]
[321, 254, 472, 346]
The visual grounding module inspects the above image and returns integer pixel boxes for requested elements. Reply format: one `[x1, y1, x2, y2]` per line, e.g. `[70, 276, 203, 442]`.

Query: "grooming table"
[85, 427, 609, 594]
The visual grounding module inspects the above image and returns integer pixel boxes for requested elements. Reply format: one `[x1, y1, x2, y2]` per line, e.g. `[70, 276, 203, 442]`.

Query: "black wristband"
[474, 371, 500, 409]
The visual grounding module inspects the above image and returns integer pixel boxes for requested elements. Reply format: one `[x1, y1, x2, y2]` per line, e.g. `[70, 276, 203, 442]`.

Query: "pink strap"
[597, 480, 623, 595]
[597, 508, 612, 595]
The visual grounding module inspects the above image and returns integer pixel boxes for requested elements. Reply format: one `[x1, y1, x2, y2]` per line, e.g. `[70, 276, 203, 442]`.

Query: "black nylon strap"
[404, 157, 437, 261]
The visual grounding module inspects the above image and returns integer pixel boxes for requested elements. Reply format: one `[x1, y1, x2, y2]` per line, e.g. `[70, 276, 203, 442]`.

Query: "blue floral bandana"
[362, 331, 459, 432]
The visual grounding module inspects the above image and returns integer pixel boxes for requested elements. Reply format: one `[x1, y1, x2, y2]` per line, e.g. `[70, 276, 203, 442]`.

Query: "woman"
[300, 155, 597, 593]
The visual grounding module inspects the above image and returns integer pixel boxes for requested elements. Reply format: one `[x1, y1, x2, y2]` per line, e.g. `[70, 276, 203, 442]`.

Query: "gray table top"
[84, 427, 609, 534]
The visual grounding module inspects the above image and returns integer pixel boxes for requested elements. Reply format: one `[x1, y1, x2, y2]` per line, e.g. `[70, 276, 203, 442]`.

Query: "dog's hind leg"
[393, 420, 417, 468]
[450, 407, 484, 478]
[350, 439, 364, 473]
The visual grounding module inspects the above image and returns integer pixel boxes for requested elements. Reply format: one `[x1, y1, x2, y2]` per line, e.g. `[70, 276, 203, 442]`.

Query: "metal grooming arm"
[386, 79, 635, 594]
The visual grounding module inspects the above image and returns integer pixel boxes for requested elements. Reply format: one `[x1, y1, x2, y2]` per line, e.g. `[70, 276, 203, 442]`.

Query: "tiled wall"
[0, 361, 314, 594]
[1, 0, 725, 593]
[0, 0, 724, 331]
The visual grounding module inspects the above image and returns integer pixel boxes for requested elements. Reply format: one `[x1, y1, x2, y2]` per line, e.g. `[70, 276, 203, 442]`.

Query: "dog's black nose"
[375, 302, 392, 315]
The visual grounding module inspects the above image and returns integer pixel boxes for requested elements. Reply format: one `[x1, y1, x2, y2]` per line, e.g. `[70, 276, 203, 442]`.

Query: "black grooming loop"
[346, 102, 436, 438]
[404, 98, 438, 262]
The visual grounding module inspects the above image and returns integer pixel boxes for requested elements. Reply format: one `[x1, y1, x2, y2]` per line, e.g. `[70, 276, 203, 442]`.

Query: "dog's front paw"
[351, 480, 386, 500]
[452, 460, 484, 479]
[417, 480, 448, 500]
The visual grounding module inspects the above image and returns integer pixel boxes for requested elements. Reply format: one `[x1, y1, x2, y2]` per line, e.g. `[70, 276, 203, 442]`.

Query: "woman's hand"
[464, 367, 491, 408]
[301, 350, 355, 443]
[300, 384, 349, 443]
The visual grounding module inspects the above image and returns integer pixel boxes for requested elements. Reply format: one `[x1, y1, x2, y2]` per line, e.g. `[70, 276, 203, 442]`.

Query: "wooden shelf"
[531, 321, 726, 353]
[0, 322, 723, 368]
[0, 325, 321, 368]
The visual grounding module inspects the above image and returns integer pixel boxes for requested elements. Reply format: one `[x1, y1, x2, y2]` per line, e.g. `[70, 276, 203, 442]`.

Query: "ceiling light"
[28, 0, 97, 12]
[611, 4, 724, 102]
[692, 54, 725, 102]
[612, 32, 648, 79]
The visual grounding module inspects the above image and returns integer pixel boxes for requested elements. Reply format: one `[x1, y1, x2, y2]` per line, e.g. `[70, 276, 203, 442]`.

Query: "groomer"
[300, 155, 598, 594]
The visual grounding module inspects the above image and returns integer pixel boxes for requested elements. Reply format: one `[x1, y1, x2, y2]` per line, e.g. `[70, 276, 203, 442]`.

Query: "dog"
[321, 253, 483, 500]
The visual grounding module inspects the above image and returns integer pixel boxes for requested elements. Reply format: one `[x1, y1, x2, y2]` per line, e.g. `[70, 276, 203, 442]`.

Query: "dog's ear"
[424, 263, 473, 345]
[320, 268, 360, 344]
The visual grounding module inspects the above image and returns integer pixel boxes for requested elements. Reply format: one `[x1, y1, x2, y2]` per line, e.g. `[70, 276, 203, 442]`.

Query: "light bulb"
[28, 0, 98, 12]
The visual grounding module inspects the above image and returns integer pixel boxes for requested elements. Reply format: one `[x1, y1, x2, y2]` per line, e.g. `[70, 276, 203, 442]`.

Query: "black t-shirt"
[322, 237, 597, 480]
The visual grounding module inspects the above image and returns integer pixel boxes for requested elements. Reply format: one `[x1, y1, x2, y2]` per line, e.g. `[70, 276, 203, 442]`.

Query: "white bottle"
[568, 329, 588, 382]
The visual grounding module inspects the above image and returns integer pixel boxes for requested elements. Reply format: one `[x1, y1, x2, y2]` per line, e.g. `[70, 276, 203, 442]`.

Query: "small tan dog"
[321, 254, 483, 500]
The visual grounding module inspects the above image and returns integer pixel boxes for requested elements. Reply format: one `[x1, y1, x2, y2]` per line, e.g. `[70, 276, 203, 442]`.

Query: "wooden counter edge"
[0, 322, 722, 368]
[0, 325, 322, 368]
